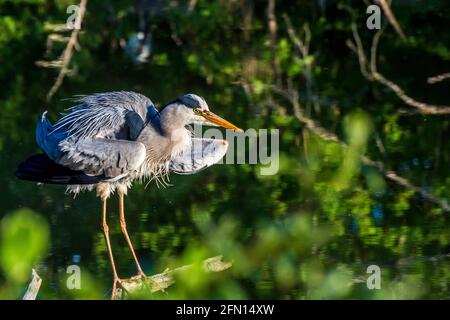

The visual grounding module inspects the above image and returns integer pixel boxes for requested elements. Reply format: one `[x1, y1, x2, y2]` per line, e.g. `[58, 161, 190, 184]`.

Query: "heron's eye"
[193, 108, 203, 115]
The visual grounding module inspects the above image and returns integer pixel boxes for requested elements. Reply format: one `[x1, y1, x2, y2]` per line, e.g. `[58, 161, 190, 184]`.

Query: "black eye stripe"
[160, 95, 205, 111]
[159, 98, 183, 111]
[185, 96, 201, 108]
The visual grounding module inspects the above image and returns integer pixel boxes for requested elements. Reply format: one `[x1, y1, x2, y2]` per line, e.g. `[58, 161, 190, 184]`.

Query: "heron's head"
[161, 94, 242, 132]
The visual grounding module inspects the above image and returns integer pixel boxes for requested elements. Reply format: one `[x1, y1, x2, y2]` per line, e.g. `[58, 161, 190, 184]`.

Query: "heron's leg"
[119, 192, 146, 277]
[101, 198, 122, 295]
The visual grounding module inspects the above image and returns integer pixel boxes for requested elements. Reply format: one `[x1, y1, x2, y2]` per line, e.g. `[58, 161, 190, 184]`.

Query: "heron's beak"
[201, 111, 242, 132]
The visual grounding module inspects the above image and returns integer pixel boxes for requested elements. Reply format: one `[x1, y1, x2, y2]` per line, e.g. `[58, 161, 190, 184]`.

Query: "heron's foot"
[111, 277, 128, 299]
[112, 277, 123, 291]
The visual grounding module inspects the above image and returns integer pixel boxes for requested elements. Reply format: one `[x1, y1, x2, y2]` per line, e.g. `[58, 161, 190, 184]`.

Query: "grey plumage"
[17, 90, 241, 286]
[31, 91, 232, 199]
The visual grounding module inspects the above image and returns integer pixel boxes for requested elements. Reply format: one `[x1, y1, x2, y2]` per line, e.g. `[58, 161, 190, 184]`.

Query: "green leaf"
[0, 209, 49, 283]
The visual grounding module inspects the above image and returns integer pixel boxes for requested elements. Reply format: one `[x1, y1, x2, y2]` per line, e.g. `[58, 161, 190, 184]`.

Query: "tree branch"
[427, 73, 450, 84]
[112, 255, 232, 300]
[41, 0, 88, 102]
[22, 269, 42, 300]
[267, 0, 281, 86]
[347, 25, 450, 115]
[377, 0, 405, 40]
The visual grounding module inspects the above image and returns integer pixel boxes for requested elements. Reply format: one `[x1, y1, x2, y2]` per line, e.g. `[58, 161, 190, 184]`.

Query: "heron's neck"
[159, 107, 192, 159]
[159, 105, 190, 136]
[137, 108, 191, 161]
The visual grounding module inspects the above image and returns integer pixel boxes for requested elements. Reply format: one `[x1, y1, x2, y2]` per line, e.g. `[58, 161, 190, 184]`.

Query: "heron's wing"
[50, 91, 154, 142]
[69, 91, 152, 119]
[58, 138, 146, 178]
[170, 138, 228, 175]
[37, 91, 158, 165]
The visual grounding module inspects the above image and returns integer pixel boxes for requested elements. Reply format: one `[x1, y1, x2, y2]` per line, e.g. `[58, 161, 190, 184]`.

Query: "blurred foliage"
[0, 0, 449, 299]
[0, 209, 49, 298]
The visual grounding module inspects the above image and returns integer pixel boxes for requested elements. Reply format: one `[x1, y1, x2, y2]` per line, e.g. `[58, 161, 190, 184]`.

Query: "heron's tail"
[36, 111, 65, 162]
[15, 153, 104, 185]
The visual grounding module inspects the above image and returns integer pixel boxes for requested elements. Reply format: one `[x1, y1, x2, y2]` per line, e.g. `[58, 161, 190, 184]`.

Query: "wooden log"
[112, 255, 232, 300]
[22, 269, 42, 300]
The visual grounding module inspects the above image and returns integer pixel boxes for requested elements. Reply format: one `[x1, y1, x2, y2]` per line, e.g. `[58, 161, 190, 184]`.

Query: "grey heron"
[16, 91, 241, 294]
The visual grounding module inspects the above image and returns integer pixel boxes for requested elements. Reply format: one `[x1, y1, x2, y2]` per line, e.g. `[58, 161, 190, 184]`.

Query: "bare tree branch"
[22, 269, 42, 300]
[187, 0, 197, 14]
[44, 0, 88, 102]
[372, 72, 450, 115]
[241, 0, 254, 42]
[377, 0, 406, 40]
[267, 0, 281, 86]
[427, 73, 450, 84]
[112, 255, 232, 300]
[348, 26, 450, 115]
[283, 13, 317, 122]
[347, 24, 372, 80]
[283, 14, 310, 59]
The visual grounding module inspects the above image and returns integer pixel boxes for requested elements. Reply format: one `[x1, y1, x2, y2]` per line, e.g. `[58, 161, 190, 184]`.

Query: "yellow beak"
[201, 110, 242, 132]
